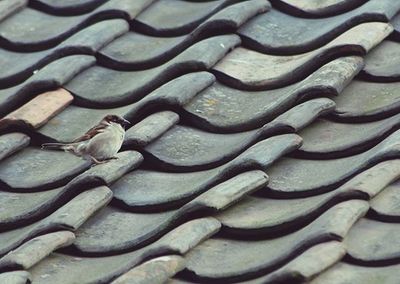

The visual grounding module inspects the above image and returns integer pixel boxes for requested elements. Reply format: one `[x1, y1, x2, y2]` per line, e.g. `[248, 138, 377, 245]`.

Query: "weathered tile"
[370, 181, 400, 220]
[65, 35, 240, 107]
[0, 147, 91, 191]
[238, 0, 399, 54]
[124, 111, 179, 148]
[112, 134, 301, 210]
[133, 0, 238, 36]
[311, 262, 400, 284]
[237, 241, 346, 283]
[0, 0, 154, 51]
[0, 231, 75, 271]
[360, 40, 400, 82]
[0, 55, 95, 117]
[99, 0, 269, 69]
[112, 255, 185, 284]
[0, 19, 128, 88]
[146, 98, 334, 171]
[30, 0, 108, 15]
[217, 160, 400, 234]
[38, 72, 214, 142]
[29, 218, 220, 284]
[0, 270, 30, 284]
[0, 186, 112, 256]
[0, 133, 29, 161]
[74, 171, 267, 254]
[2, 89, 73, 128]
[298, 113, 400, 158]
[265, 130, 400, 196]
[0, 0, 27, 22]
[214, 22, 391, 90]
[185, 56, 362, 132]
[270, 0, 368, 17]
[183, 200, 368, 282]
[344, 217, 400, 263]
[332, 80, 400, 121]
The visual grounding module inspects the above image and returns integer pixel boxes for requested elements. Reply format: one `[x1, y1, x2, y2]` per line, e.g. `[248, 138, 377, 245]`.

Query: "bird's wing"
[73, 123, 107, 142]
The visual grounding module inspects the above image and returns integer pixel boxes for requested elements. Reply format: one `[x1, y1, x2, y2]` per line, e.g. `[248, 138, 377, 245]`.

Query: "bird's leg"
[89, 156, 108, 165]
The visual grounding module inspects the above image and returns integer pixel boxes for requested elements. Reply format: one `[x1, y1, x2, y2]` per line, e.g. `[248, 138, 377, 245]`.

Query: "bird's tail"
[41, 142, 70, 151]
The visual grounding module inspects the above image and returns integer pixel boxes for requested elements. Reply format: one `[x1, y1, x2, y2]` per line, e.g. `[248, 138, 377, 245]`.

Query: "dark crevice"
[343, 253, 400, 267]
[357, 70, 400, 83]
[28, 0, 109, 16]
[366, 209, 400, 223]
[327, 103, 400, 123]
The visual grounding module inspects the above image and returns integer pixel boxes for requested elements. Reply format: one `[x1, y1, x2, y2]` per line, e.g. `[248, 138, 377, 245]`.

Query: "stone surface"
[214, 22, 392, 90]
[39, 72, 214, 142]
[111, 255, 185, 284]
[66, 35, 240, 107]
[332, 80, 400, 121]
[124, 111, 180, 148]
[265, 130, 400, 196]
[0, 0, 154, 51]
[370, 181, 400, 220]
[0, 146, 91, 191]
[3, 88, 73, 128]
[0, 133, 29, 161]
[29, 218, 221, 284]
[0, 0, 26, 22]
[146, 98, 334, 171]
[298, 112, 400, 158]
[0, 270, 30, 284]
[184, 200, 368, 281]
[360, 40, 400, 82]
[0, 231, 75, 270]
[0, 20, 128, 88]
[73, 170, 267, 254]
[185, 56, 362, 132]
[0, 186, 112, 256]
[0, 55, 95, 117]
[238, 0, 400, 54]
[112, 134, 301, 210]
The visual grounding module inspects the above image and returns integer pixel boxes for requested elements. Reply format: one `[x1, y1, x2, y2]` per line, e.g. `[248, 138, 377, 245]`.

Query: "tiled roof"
[0, 0, 400, 283]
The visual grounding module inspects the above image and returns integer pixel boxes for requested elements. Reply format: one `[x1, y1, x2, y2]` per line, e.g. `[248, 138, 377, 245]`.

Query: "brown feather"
[73, 122, 108, 143]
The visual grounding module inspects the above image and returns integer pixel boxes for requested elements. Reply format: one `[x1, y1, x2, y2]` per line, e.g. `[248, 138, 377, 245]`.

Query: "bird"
[41, 114, 130, 164]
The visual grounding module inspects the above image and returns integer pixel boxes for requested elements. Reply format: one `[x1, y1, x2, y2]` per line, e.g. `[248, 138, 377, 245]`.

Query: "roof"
[0, 0, 400, 283]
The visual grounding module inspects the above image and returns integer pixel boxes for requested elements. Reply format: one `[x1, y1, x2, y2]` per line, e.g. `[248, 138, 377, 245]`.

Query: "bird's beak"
[122, 118, 131, 128]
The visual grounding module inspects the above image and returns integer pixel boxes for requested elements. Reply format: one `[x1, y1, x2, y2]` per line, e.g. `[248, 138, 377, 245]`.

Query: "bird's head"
[103, 114, 131, 128]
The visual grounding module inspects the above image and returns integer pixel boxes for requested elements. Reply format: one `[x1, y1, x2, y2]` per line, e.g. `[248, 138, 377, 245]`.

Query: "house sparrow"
[41, 114, 130, 164]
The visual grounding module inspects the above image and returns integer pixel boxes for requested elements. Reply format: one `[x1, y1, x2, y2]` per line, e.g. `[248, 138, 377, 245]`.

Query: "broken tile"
[185, 56, 362, 132]
[311, 262, 400, 284]
[0, 231, 75, 271]
[0, 270, 30, 284]
[298, 113, 400, 158]
[270, 0, 368, 17]
[265, 130, 400, 196]
[124, 111, 179, 148]
[2, 89, 73, 128]
[360, 40, 400, 82]
[0, 147, 91, 191]
[183, 200, 368, 281]
[344, 217, 400, 263]
[73, 170, 267, 254]
[214, 22, 391, 90]
[238, 0, 399, 54]
[146, 98, 334, 171]
[30, 0, 108, 15]
[218, 160, 400, 234]
[66, 35, 240, 107]
[0, 0, 154, 51]
[111, 255, 185, 284]
[0, 133, 29, 161]
[38, 72, 214, 142]
[0, 55, 95, 117]
[332, 80, 400, 121]
[0, 186, 112, 256]
[29, 218, 220, 284]
[133, 0, 238, 36]
[99, 0, 269, 69]
[112, 134, 301, 210]
[370, 181, 400, 220]
[0, 19, 128, 88]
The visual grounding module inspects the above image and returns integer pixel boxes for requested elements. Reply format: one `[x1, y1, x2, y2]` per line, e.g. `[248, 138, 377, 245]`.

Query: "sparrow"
[41, 114, 130, 164]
